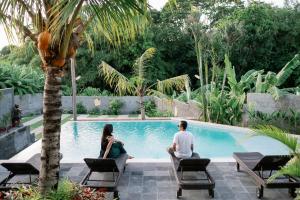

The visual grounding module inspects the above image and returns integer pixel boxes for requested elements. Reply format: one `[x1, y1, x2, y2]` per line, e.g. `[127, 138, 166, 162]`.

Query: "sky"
[0, 0, 286, 49]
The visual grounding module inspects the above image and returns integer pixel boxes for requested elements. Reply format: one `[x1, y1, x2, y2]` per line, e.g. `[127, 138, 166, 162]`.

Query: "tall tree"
[99, 48, 190, 119]
[0, 0, 148, 194]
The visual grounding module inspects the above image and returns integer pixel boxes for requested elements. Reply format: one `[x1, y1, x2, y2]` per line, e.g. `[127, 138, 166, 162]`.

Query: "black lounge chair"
[0, 154, 41, 190]
[170, 153, 215, 198]
[80, 153, 128, 199]
[233, 152, 300, 199]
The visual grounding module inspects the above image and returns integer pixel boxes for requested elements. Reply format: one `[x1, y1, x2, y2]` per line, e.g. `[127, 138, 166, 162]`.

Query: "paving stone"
[57, 162, 292, 200]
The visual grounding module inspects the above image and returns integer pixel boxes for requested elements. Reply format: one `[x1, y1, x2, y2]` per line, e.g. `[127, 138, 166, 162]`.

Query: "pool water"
[60, 121, 289, 162]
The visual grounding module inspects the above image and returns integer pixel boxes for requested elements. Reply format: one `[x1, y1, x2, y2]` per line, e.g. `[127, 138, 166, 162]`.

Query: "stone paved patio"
[0, 162, 293, 200]
[59, 162, 292, 200]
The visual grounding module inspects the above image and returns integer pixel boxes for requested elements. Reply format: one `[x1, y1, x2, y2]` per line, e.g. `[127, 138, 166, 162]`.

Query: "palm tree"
[252, 125, 300, 197]
[0, 0, 148, 194]
[99, 48, 190, 120]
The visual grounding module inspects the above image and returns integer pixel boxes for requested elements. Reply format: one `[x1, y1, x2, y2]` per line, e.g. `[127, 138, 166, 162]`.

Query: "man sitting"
[168, 120, 194, 159]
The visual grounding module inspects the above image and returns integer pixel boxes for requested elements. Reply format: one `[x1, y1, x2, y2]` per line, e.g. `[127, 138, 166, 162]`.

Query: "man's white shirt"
[173, 131, 194, 158]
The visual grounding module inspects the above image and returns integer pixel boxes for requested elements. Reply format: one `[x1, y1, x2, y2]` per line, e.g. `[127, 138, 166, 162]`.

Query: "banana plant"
[0, 64, 44, 95]
[99, 48, 190, 120]
[255, 54, 300, 100]
[225, 54, 262, 97]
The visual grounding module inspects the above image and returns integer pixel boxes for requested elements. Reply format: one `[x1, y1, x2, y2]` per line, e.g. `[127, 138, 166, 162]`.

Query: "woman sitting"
[100, 124, 133, 159]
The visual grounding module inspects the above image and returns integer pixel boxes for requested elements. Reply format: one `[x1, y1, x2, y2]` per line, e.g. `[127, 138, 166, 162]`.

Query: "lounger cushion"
[82, 153, 128, 189]
[233, 152, 264, 170]
[171, 152, 200, 171]
[233, 152, 291, 171]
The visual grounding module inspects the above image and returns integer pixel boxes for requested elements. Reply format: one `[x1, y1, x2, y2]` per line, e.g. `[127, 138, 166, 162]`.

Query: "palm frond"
[268, 157, 300, 182]
[251, 125, 298, 152]
[133, 47, 156, 79]
[0, 0, 40, 42]
[98, 61, 134, 95]
[70, 0, 148, 47]
[157, 74, 190, 94]
[276, 54, 300, 87]
[147, 89, 170, 99]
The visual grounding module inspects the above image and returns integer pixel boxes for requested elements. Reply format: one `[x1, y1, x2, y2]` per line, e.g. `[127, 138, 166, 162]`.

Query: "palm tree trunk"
[39, 66, 62, 194]
[140, 94, 145, 120]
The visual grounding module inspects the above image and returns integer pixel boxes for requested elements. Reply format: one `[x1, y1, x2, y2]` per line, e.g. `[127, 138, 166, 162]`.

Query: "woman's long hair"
[101, 124, 113, 146]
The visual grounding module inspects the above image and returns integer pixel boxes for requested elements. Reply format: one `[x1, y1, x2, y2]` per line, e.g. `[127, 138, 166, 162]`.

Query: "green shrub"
[0, 64, 44, 95]
[62, 85, 72, 96]
[144, 100, 173, 117]
[76, 102, 87, 114]
[48, 180, 77, 200]
[63, 109, 73, 114]
[88, 107, 101, 115]
[107, 99, 124, 115]
[101, 90, 113, 96]
[0, 180, 106, 200]
[79, 87, 102, 96]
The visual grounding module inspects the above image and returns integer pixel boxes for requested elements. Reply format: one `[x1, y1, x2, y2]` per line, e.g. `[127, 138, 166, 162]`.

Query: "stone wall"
[0, 88, 14, 128]
[0, 126, 34, 159]
[153, 97, 202, 119]
[62, 96, 151, 114]
[247, 93, 300, 114]
[14, 93, 43, 115]
[14, 94, 151, 115]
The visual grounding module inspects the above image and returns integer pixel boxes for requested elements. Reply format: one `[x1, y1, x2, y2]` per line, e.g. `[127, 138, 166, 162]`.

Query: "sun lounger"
[170, 152, 215, 198]
[0, 154, 41, 190]
[233, 152, 300, 198]
[80, 153, 128, 199]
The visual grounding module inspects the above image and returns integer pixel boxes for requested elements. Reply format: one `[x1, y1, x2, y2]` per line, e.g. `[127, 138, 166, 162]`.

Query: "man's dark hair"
[180, 120, 187, 130]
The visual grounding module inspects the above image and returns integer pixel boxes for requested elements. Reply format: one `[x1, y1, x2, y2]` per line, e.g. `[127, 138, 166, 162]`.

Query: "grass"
[21, 115, 37, 123]
[30, 120, 43, 130]
[128, 114, 139, 118]
[35, 115, 72, 140]
[87, 115, 101, 118]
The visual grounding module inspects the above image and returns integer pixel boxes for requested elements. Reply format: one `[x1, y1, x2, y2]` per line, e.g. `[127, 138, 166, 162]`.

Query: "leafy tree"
[212, 2, 300, 87]
[0, 0, 148, 194]
[99, 48, 189, 119]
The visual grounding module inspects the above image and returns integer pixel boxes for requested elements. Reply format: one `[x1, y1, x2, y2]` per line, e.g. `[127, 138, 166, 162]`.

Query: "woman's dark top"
[100, 138, 127, 158]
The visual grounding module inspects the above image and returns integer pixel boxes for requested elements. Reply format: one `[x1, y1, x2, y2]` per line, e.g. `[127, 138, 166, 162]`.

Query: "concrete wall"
[153, 97, 202, 119]
[14, 94, 151, 115]
[62, 96, 151, 114]
[14, 93, 43, 115]
[0, 88, 14, 128]
[247, 93, 300, 114]
[0, 126, 34, 159]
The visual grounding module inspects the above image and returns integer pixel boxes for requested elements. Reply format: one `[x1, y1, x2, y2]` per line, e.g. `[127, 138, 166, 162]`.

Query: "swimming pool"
[60, 120, 289, 162]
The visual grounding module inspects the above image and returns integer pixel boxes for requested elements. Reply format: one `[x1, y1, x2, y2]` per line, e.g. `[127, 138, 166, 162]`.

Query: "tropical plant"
[0, 64, 44, 95]
[99, 47, 190, 120]
[88, 107, 101, 115]
[0, 180, 106, 200]
[248, 108, 300, 134]
[252, 125, 300, 198]
[108, 99, 124, 115]
[79, 87, 102, 96]
[187, 7, 209, 122]
[144, 100, 173, 117]
[255, 54, 300, 100]
[76, 102, 87, 114]
[0, 0, 148, 193]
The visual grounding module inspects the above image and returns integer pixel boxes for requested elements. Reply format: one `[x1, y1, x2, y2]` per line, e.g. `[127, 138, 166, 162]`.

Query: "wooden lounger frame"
[170, 154, 215, 198]
[233, 152, 300, 199]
